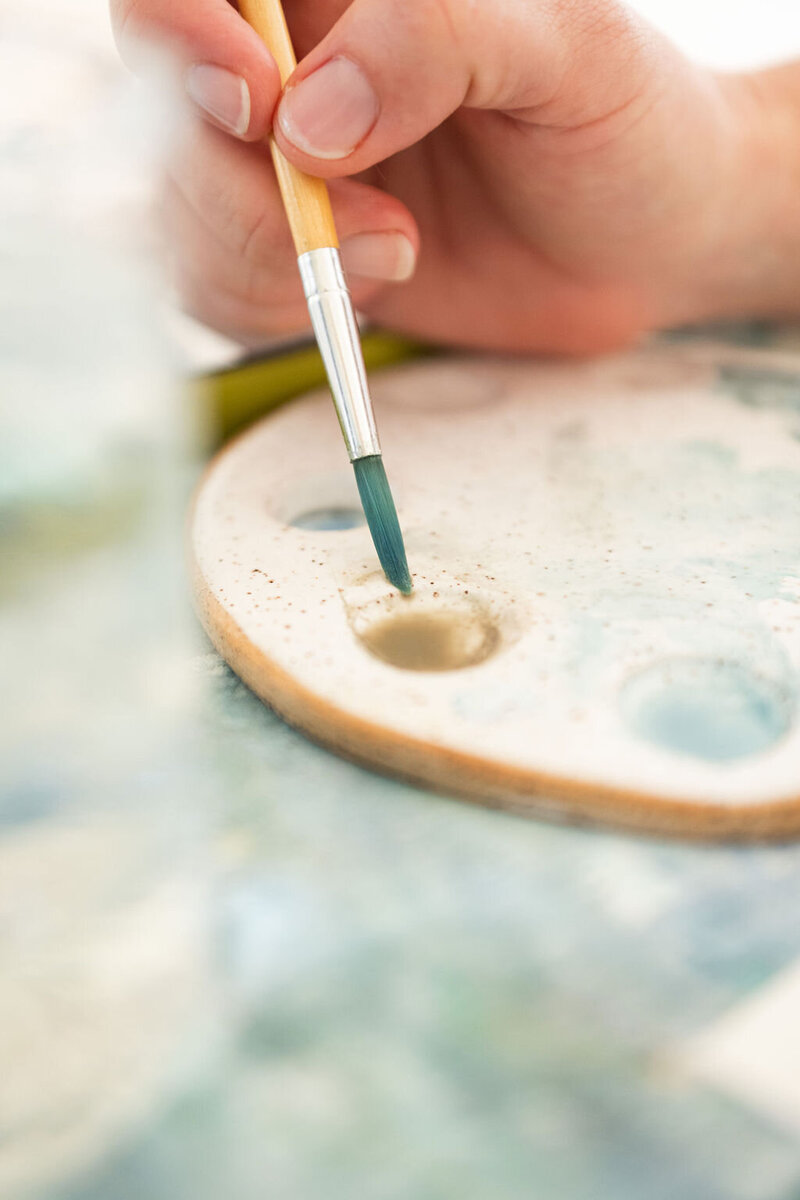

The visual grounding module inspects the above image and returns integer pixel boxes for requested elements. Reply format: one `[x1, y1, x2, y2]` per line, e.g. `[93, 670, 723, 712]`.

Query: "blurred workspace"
[3, 3, 800, 1199]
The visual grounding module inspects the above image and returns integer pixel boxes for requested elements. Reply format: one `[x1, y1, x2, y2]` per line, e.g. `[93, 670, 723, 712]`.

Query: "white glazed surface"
[192, 344, 800, 823]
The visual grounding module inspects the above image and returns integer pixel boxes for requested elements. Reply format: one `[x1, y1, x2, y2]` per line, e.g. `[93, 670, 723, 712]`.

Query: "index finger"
[110, 0, 281, 140]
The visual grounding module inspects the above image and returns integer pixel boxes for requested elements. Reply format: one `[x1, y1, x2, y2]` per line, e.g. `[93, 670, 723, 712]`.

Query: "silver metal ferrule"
[298, 247, 381, 461]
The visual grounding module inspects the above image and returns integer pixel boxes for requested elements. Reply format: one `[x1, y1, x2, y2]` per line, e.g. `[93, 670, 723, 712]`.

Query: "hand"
[111, 0, 800, 353]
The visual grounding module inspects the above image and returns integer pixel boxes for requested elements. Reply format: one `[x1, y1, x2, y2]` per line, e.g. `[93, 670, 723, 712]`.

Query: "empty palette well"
[620, 658, 794, 764]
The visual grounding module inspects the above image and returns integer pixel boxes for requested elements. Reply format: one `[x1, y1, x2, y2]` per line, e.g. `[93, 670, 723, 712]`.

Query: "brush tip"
[352, 455, 412, 594]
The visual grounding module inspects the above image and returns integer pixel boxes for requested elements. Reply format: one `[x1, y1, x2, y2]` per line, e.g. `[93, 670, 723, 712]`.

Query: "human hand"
[111, 0, 800, 353]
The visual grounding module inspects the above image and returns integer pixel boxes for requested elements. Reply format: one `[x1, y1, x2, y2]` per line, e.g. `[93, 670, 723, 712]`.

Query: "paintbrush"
[237, 0, 412, 594]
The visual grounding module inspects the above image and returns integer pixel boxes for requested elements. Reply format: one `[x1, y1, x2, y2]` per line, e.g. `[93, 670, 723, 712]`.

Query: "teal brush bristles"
[352, 455, 412, 594]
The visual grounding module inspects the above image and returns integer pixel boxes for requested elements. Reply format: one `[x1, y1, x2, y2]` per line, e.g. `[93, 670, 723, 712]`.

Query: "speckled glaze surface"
[191, 342, 800, 836]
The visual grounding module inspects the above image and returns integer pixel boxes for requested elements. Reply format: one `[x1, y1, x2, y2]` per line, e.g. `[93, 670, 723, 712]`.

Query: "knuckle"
[556, 0, 643, 51]
[537, 0, 657, 124]
[237, 201, 282, 265]
[181, 134, 286, 264]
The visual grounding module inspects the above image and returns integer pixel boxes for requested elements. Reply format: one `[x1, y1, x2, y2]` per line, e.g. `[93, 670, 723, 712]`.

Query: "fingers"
[163, 119, 419, 339]
[272, 0, 658, 176]
[110, 0, 281, 140]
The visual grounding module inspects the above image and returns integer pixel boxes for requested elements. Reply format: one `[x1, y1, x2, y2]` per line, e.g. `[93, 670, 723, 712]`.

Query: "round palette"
[191, 344, 800, 838]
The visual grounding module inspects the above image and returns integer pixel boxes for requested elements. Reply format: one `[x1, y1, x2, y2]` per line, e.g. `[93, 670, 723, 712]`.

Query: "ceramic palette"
[191, 342, 800, 837]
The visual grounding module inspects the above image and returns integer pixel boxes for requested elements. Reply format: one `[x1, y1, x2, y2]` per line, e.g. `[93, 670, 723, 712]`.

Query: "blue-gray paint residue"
[290, 506, 366, 531]
[716, 365, 800, 414]
[620, 658, 795, 763]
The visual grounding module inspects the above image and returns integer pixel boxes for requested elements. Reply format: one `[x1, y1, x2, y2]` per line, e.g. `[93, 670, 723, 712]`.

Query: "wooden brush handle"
[238, 0, 338, 254]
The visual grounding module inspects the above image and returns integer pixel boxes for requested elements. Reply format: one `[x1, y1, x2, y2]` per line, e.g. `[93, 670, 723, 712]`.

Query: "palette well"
[191, 343, 800, 838]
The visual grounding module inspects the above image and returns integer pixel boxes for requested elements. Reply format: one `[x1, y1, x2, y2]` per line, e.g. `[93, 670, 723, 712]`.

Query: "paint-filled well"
[343, 574, 509, 673]
[359, 607, 500, 672]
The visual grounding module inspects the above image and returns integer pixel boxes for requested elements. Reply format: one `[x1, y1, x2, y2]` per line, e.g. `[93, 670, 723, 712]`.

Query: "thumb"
[273, 0, 653, 175]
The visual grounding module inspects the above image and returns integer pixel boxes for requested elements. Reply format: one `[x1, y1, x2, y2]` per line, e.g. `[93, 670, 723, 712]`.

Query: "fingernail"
[278, 57, 379, 160]
[340, 232, 417, 282]
[186, 64, 251, 136]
